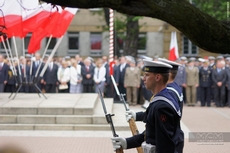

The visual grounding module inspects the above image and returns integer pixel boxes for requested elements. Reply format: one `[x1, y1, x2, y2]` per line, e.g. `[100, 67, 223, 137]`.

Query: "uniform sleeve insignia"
[160, 114, 167, 122]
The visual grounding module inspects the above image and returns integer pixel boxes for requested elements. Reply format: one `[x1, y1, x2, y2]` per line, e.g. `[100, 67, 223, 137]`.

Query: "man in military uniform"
[174, 56, 187, 104]
[199, 60, 212, 106]
[111, 60, 183, 153]
[185, 58, 199, 106]
[208, 56, 216, 69]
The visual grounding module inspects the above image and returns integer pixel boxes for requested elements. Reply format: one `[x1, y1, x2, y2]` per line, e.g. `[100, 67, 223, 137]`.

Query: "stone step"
[0, 98, 113, 124]
[0, 124, 130, 131]
[0, 93, 98, 115]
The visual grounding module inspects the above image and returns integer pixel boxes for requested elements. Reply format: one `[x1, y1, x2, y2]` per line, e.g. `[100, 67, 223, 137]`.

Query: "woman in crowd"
[57, 60, 70, 93]
[69, 59, 82, 93]
[93, 58, 106, 96]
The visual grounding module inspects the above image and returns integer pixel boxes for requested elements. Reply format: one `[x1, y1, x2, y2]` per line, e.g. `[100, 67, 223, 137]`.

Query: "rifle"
[111, 75, 143, 153]
[98, 88, 123, 153]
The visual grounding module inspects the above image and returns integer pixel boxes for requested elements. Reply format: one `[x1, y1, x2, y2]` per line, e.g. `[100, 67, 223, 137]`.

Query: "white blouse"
[57, 67, 70, 83]
[70, 65, 82, 85]
[93, 66, 106, 83]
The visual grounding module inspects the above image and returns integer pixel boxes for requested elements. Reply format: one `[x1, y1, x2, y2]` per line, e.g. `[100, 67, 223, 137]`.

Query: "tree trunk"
[123, 15, 139, 58]
[43, 0, 230, 54]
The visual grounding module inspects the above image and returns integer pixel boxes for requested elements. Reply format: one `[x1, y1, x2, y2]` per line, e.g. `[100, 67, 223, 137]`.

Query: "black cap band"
[171, 65, 179, 70]
[144, 66, 170, 73]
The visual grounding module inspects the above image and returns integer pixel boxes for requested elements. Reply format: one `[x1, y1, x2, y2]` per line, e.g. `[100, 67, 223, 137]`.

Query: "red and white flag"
[28, 6, 78, 53]
[0, 0, 39, 38]
[0, 0, 23, 38]
[168, 31, 179, 61]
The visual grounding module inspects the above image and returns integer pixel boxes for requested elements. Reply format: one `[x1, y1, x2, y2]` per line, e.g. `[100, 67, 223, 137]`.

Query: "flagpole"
[22, 38, 26, 79]
[6, 38, 17, 76]
[29, 54, 33, 81]
[12, 36, 22, 76]
[109, 8, 114, 75]
[1, 36, 16, 76]
[40, 36, 63, 77]
[35, 35, 53, 78]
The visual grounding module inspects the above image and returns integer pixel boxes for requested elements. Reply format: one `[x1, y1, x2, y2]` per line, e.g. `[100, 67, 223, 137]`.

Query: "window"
[0, 38, 11, 56]
[90, 33, 102, 57]
[46, 37, 57, 55]
[68, 32, 79, 56]
[182, 36, 198, 56]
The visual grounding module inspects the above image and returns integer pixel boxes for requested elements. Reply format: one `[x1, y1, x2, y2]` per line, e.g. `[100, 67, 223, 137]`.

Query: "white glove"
[126, 110, 136, 122]
[111, 137, 127, 150]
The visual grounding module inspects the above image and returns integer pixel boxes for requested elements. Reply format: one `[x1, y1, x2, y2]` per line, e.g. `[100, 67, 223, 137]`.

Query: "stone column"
[146, 32, 163, 58]
[79, 32, 90, 57]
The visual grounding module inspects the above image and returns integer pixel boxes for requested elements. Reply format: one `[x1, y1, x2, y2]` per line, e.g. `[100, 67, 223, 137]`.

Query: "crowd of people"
[0, 53, 230, 108]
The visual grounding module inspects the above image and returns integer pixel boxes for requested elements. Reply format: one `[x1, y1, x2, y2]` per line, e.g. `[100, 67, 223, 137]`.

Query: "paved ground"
[0, 104, 230, 153]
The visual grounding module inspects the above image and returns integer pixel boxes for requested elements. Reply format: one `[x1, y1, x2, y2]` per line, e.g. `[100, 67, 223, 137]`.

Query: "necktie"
[22, 65, 24, 73]
[0, 63, 2, 70]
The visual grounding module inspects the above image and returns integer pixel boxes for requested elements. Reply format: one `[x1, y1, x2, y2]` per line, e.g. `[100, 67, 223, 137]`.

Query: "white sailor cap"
[226, 57, 230, 61]
[158, 58, 181, 70]
[216, 55, 224, 60]
[143, 59, 172, 73]
[25, 54, 32, 58]
[125, 56, 135, 62]
[139, 55, 153, 61]
[208, 56, 215, 60]
[198, 58, 206, 62]
[180, 56, 187, 61]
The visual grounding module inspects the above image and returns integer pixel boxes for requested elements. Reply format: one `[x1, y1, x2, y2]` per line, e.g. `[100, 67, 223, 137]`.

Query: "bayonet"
[98, 88, 123, 153]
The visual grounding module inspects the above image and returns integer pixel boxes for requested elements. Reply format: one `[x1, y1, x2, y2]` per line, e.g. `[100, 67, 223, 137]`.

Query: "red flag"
[27, 6, 78, 53]
[168, 32, 179, 61]
[54, 7, 78, 37]
[21, 3, 51, 37]
[28, 7, 60, 53]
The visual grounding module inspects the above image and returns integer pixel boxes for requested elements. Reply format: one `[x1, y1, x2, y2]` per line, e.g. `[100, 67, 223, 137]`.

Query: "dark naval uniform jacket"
[126, 88, 182, 153]
[199, 67, 212, 87]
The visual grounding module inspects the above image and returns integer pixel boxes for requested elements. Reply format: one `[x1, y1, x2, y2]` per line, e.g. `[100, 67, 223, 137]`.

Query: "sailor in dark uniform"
[111, 60, 183, 153]
[126, 58, 184, 153]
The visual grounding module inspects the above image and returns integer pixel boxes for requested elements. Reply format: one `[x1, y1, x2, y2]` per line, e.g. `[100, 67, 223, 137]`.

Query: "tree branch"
[42, 0, 230, 54]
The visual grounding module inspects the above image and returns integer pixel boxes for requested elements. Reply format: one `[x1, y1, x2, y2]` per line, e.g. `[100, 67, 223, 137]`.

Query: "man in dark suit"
[115, 56, 129, 100]
[43, 58, 59, 93]
[32, 53, 44, 92]
[0, 54, 9, 92]
[199, 60, 212, 107]
[212, 60, 227, 107]
[81, 58, 94, 93]
[19, 57, 30, 93]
